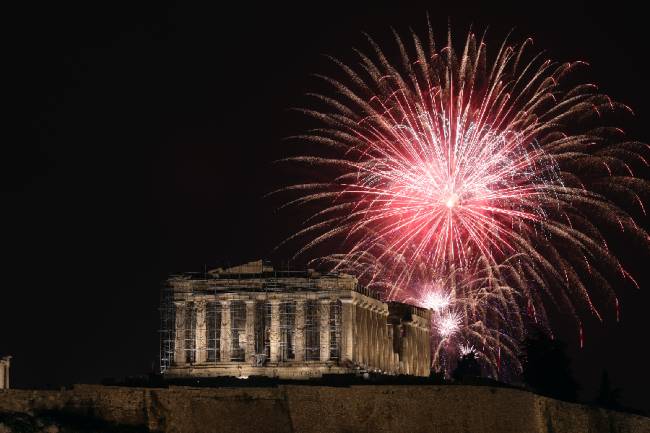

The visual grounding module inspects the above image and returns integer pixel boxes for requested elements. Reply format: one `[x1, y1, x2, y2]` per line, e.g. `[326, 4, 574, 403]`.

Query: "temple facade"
[161, 260, 431, 379]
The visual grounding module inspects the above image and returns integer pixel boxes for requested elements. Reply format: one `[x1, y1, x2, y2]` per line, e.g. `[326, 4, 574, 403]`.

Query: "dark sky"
[3, 1, 649, 413]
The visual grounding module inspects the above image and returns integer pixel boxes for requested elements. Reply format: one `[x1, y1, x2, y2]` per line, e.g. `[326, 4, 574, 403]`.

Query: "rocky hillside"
[1, 384, 648, 433]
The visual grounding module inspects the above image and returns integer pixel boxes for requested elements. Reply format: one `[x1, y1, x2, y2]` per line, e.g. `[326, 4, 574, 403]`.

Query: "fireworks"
[459, 343, 477, 357]
[281, 21, 650, 375]
[436, 311, 462, 339]
[418, 282, 452, 312]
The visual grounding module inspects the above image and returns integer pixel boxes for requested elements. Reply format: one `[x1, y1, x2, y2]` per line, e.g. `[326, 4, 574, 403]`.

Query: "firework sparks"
[459, 343, 477, 357]
[436, 311, 462, 339]
[281, 20, 650, 375]
[418, 283, 452, 312]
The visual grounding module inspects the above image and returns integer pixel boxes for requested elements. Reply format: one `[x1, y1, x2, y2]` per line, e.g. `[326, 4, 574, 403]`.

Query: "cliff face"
[1, 384, 648, 433]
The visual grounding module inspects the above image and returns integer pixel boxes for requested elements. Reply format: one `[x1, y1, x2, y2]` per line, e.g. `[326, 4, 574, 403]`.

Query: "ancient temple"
[160, 260, 431, 379]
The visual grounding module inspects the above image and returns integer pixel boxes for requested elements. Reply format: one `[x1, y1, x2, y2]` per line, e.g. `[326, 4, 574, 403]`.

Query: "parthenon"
[161, 260, 431, 379]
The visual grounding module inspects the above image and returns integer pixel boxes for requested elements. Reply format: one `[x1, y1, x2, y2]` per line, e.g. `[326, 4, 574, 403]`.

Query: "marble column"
[0, 357, 10, 389]
[3, 358, 8, 389]
[419, 327, 425, 376]
[422, 329, 431, 376]
[361, 305, 369, 366]
[365, 308, 372, 366]
[294, 300, 305, 361]
[409, 326, 415, 374]
[220, 300, 231, 362]
[368, 305, 377, 368]
[269, 300, 281, 362]
[340, 299, 354, 363]
[377, 312, 384, 371]
[173, 301, 186, 366]
[377, 311, 384, 370]
[245, 300, 256, 362]
[195, 300, 207, 363]
[396, 324, 402, 372]
[420, 327, 427, 376]
[371, 306, 381, 368]
[319, 299, 331, 362]
[381, 312, 389, 371]
[386, 323, 392, 372]
[404, 325, 411, 375]
[353, 304, 362, 364]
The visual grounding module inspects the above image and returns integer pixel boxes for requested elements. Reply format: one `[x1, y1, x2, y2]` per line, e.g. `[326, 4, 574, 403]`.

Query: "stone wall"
[1, 385, 648, 433]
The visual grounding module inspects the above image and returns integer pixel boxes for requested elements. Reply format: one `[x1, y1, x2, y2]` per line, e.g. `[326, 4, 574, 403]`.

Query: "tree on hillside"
[452, 352, 482, 382]
[520, 330, 579, 401]
[595, 370, 621, 410]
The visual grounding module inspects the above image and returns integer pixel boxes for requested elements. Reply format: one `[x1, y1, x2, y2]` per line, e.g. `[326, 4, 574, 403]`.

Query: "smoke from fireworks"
[280, 21, 650, 374]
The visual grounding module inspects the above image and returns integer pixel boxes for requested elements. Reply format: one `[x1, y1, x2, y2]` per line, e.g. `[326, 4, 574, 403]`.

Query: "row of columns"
[171, 296, 431, 376]
[340, 300, 431, 375]
[174, 298, 336, 365]
[346, 300, 399, 372]
[403, 323, 431, 376]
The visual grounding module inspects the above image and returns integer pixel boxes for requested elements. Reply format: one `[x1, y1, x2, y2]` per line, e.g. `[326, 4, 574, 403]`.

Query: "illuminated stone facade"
[161, 261, 431, 379]
[0, 356, 10, 389]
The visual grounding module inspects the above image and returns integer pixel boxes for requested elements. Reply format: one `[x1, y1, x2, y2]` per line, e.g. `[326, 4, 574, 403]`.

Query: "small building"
[0, 356, 10, 389]
[160, 260, 431, 379]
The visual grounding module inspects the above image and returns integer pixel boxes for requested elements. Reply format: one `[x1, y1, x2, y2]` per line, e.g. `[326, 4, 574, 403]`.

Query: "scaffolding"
[160, 296, 347, 371]
[304, 300, 320, 361]
[279, 301, 296, 361]
[159, 284, 175, 373]
[254, 302, 271, 359]
[206, 301, 221, 362]
[329, 301, 342, 360]
[230, 301, 246, 361]
[184, 302, 197, 363]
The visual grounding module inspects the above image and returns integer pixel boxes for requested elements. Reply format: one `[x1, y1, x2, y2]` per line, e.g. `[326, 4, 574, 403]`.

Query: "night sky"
[4, 1, 649, 413]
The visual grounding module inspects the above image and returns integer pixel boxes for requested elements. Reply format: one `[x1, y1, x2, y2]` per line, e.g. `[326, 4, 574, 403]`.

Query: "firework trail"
[279, 20, 650, 374]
